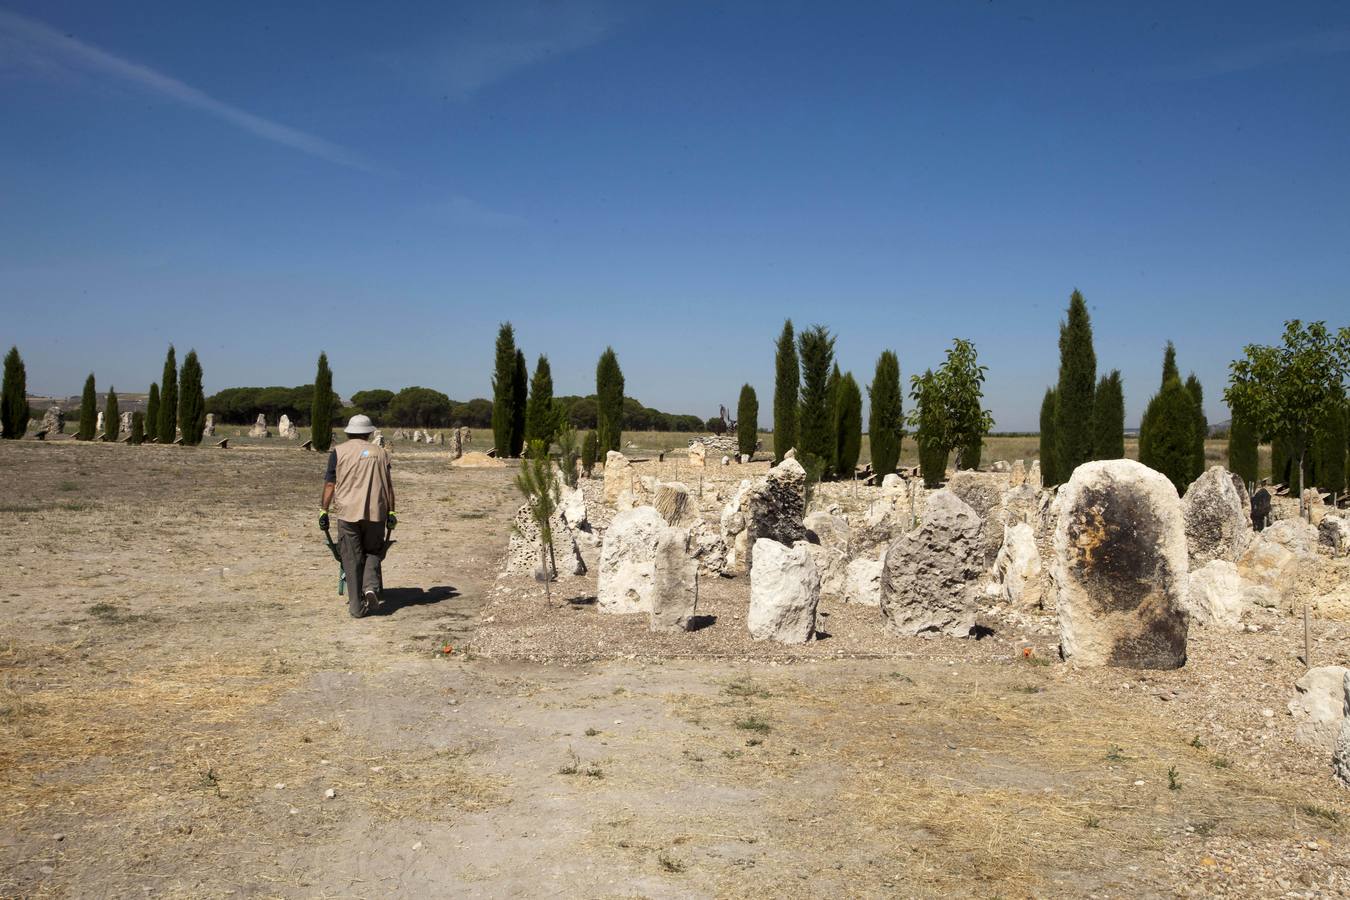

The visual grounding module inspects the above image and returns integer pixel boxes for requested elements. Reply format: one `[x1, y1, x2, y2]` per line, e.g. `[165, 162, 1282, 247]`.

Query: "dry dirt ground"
[1, 439, 1347, 899]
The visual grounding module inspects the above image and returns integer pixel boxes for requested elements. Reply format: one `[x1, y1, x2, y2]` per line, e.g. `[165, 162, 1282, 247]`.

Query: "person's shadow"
[372, 585, 459, 616]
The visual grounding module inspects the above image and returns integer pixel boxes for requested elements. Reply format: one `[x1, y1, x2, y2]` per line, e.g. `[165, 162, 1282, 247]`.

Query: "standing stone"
[602, 451, 633, 507]
[448, 428, 463, 460]
[373, 430, 386, 448]
[1185, 560, 1249, 629]
[1053, 459, 1189, 669]
[947, 469, 1008, 567]
[42, 405, 64, 435]
[278, 415, 298, 439]
[989, 522, 1043, 610]
[119, 411, 132, 437]
[880, 489, 983, 636]
[654, 482, 695, 527]
[597, 506, 665, 613]
[748, 538, 819, 644]
[1010, 459, 1027, 488]
[746, 457, 808, 570]
[1333, 672, 1350, 786]
[650, 526, 698, 632]
[1302, 488, 1328, 526]
[249, 414, 270, 438]
[803, 510, 851, 601]
[719, 479, 755, 574]
[1250, 487, 1271, 532]
[203, 413, 215, 438]
[688, 442, 706, 468]
[1181, 466, 1252, 566]
[844, 556, 883, 606]
[96, 411, 105, 436]
[503, 504, 586, 579]
[1026, 460, 1043, 491]
[1289, 666, 1350, 751]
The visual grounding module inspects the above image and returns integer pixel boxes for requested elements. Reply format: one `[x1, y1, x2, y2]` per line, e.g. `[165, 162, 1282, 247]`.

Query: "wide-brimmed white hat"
[344, 414, 376, 435]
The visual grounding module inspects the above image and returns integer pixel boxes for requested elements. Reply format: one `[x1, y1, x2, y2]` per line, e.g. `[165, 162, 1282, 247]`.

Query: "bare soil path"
[1, 440, 1345, 898]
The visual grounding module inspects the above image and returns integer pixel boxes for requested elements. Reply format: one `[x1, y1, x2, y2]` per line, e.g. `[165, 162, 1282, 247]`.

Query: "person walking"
[319, 414, 397, 617]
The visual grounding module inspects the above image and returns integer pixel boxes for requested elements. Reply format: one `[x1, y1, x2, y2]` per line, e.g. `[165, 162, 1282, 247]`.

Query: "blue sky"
[2, 1, 1347, 429]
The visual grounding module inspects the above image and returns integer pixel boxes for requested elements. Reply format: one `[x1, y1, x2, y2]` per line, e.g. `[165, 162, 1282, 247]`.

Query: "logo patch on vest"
[361, 450, 370, 457]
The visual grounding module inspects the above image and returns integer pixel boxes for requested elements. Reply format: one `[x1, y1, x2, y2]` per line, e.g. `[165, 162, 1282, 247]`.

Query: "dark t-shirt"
[325, 449, 338, 483]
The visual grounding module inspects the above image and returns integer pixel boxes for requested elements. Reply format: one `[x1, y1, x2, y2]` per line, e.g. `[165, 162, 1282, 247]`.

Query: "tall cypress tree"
[524, 354, 557, 450]
[825, 363, 841, 472]
[2, 346, 28, 439]
[179, 350, 207, 446]
[796, 325, 836, 476]
[772, 320, 798, 462]
[490, 323, 517, 456]
[1054, 290, 1096, 478]
[833, 372, 863, 478]
[104, 386, 119, 441]
[596, 347, 624, 453]
[146, 383, 160, 443]
[1314, 400, 1347, 495]
[157, 345, 178, 444]
[736, 384, 758, 458]
[309, 352, 334, 451]
[1227, 405, 1259, 487]
[1271, 436, 1295, 491]
[1161, 342, 1179, 384]
[129, 411, 145, 445]
[511, 349, 528, 457]
[1185, 373, 1207, 479]
[78, 373, 97, 440]
[868, 350, 903, 479]
[1039, 387, 1058, 486]
[1140, 342, 1180, 470]
[1139, 376, 1198, 493]
[1091, 370, 1125, 460]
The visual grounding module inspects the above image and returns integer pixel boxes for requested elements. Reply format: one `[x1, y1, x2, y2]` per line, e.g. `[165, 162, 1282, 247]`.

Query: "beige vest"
[333, 440, 393, 523]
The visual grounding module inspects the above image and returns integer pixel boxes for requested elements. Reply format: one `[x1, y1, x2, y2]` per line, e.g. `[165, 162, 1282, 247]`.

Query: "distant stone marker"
[249, 414, 269, 438]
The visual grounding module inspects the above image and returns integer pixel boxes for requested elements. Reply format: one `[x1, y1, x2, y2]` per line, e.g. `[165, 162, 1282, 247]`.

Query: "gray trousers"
[338, 519, 385, 616]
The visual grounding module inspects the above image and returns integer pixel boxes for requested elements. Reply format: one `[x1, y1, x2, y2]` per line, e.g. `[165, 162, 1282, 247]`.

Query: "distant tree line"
[206, 385, 340, 425]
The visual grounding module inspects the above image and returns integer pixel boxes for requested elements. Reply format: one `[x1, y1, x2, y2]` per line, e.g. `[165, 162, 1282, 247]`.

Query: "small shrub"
[657, 851, 685, 874]
[558, 748, 580, 775]
[1299, 804, 1341, 824]
[584, 727, 600, 737]
[733, 716, 771, 734]
[1167, 766, 1181, 791]
[1084, 815, 1101, 829]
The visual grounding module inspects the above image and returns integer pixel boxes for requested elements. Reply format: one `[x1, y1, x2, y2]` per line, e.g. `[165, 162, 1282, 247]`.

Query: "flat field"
[0, 438, 1343, 898]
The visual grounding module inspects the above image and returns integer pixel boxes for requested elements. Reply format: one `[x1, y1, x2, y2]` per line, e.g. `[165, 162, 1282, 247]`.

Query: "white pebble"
[1261, 708, 1274, 718]
[274, 783, 286, 790]
[1133, 780, 1146, 786]
[412, 841, 424, 851]
[324, 788, 336, 799]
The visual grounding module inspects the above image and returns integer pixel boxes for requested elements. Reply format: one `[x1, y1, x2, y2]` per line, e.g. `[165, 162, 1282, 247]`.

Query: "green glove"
[318, 509, 329, 530]
[386, 511, 398, 531]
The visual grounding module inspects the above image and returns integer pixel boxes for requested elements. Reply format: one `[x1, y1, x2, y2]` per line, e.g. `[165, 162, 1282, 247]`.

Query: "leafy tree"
[511, 349, 528, 457]
[514, 439, 561, 599]
[104, 386, 119, 441]
[77, 373, 97, 440]
[557, 421, 580, 488]
[907, 339, 993, 473]
[706, 416, 726, 435]
[868, 350, 903, 479]
[2, 346, 27, 439]
[179, 350, 207, 446]
[911, 370, 948, 487]
[158, 346, 178, 444]
[797, 325, 836, 476]
[833, 372, 863, 477]
[1314, 400, 1347, 495]
[772, 320, 798, 462]
[581, 430, 599, 477]
[491, 322, 518, 456]
[524, 355, 558, 450]
[1225, 320, 1350, 510]
[387, 386, 452, 426]
[146, 383, 160, 442]
[1226, 404, 1259, 487]
[737, 384, 759, 458]
[1039, 387, 1058, 486]
[350, 389, 395, 422]
[129, 411, 145, 445]
[1054, 290, 1096, 478]
[1091, 370, 1125, 460]
[595, 347, 624, 453]
[310, 352, 335, 451]
[1185, 374, 1207, 477]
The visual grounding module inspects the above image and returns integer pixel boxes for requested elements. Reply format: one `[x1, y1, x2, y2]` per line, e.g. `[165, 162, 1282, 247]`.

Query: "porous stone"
[249, 414, 269, 438]
[748, 539, 819, 643]
[602, 451, 633, 507]
[989, 460, 1011, 473]
[119, 411, 132, 437]
[687, 442, 706, 468]
[597, 506, 665, 614]
[203, 413, 215, 438]
[1334, 672, 1350, 786]
[745, 457, 808, 570]
[719, 479, 754, 574]
[1053, 459, 1189, 669]
[1236, 536, 1295, 608]
[1185, 560, 1249, 629]
[1302, 488, 1328, 526]
[688, 520, 728, 577]
[96, 411, 105, 436]
[1182, 466, 1252, 566]
[947, 469, 1009, 567]
[1264, 518, 1321, 557]
[1319, 515, 1350, 557]
[1289, 666, 1350, 751]
[1010, 459, 1027, 487]
[989, 522, 1042, 610]
[804, 511, 851, 601]
[42, 406, 64, 435]
[880, 489, 982, 637]
[650, 526, 698, 632]
[844, 556, 883, 606]
[1026, 460, 1043, 491]
[278, 415, 298, 439]
[503, 504, 586, 579]
[654, 481, 695, 527]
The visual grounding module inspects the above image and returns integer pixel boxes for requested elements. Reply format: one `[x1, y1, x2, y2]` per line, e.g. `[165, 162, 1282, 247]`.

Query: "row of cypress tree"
[1038, 291, 1127, 487]
[490, 323, 626, 459]
[141, 345, 209, 446]
[770, 320, 902, 480]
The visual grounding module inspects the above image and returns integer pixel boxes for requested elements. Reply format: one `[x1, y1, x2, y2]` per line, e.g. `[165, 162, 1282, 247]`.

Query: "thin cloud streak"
[1150, 29, 1350, 81]
[0, 8, 378, 173]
